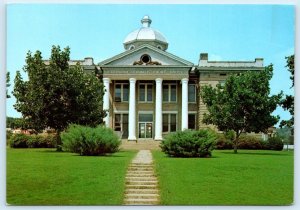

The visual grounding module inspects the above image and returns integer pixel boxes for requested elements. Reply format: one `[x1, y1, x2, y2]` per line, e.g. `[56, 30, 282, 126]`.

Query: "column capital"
[155, 78, 163, 83]
[181, 78, 189, 83]
[129, 78, 136, 83]
[103, 78, 111, 83]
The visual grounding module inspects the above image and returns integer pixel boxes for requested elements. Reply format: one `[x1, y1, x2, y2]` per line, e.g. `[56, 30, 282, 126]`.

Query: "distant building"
[61, 15, 265, 140]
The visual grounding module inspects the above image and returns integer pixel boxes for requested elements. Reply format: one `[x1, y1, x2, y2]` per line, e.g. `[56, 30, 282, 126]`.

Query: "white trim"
[138, 110, 154, 114]
[188, 111, 197, 114]
[162, 111, 178, 114]
[98, 43, 193, 66]
[114, 110, 129, 114]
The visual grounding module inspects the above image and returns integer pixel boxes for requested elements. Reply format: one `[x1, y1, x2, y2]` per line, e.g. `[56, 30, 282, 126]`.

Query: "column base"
[154, 136, 163, 141]
[128, 137, 137, 141]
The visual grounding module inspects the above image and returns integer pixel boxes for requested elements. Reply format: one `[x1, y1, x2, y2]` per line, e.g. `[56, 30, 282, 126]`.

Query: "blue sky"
[6, 4, 295, 126]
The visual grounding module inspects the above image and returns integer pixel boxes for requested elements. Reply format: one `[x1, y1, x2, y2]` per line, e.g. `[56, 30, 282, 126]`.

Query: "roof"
[123, 15, 168, 50]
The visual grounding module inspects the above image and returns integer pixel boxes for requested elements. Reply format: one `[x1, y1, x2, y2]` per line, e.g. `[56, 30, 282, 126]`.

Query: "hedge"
[61, 124, 121, 156]
[160, 129, 216, 157]
[9, 133, 56, 148]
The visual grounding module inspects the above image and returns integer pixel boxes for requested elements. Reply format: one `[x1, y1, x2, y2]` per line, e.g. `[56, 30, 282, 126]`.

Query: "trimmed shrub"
[27, 134, 57, 148]
[10, 133, 56, 148]
[237, 135, 263, 150]
[215, 134, 233, 150]
[160, 129, 216, 157]
[6, 130, 13, 146]
[61, 124, 121, 156]
[265, 136, 283, 151]
[10, 133, 31, 148]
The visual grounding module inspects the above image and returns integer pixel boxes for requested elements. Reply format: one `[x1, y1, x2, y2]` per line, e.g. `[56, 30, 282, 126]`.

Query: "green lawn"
[7, 148, 136, 205]
[153, 150, 294, 205]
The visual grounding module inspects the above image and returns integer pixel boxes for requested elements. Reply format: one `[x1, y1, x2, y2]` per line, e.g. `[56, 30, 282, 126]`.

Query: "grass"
[153, 150, 294, 205]
[7, 148, 136, 205]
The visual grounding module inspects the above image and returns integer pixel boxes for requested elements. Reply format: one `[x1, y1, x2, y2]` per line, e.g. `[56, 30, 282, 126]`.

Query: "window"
[114, 83, 129, 102]
[163, 114, 177, 132]
[163, 84, 177, 102]
[220, 73, 227, 76]
[139, 114, 153, 122]
[114, 114, 121, 131]
[114, 113, 128, 139]
[129, 45, 135, 50]
[188, 113, 196, 130]
[188, 84, 196, 102]
[219, 81, 226, 87]
[139, 84, 153, 102]
[140, 54, 151, 64]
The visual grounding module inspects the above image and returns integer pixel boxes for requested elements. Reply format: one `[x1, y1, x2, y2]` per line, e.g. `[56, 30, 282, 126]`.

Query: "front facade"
[77, 16, 264, 140]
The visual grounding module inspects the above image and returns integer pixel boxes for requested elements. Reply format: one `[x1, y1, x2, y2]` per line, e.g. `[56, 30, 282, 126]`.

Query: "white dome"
[124, 27, 168, 44]
[123, 16, 168, 51]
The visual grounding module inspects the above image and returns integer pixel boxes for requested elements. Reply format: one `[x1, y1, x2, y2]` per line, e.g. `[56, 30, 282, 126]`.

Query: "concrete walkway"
[123, 150, 160, 205]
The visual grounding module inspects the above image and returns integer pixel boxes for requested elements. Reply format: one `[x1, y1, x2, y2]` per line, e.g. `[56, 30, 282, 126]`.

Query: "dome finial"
[141, 15, 152, 28]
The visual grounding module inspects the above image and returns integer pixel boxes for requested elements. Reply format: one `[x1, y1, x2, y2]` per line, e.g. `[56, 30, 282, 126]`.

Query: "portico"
[101, 72, 192, 140]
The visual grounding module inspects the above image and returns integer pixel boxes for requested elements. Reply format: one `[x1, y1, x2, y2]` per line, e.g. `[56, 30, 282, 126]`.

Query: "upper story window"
[188, 84, 196, 102]
[115, 83, 129, 102]
[139, 83, 153, 102]
[163, 84, 177, 102]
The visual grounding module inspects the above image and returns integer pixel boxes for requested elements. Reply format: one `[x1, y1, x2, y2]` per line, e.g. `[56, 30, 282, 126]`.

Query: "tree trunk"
[56, 131, 63, 152]
[233, 133, 239, 154]
[233, 140, 238, 154]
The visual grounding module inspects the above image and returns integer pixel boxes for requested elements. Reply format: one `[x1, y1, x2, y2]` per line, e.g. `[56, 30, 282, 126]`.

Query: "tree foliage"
[200, 65, 282, 153]
[13, 45, 106, 150]
[280, 55, 294, 132]
[6, 117, 25, 129]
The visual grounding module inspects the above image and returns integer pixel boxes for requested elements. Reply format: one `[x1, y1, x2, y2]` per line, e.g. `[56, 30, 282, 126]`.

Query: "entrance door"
[139, 122, 153, 139]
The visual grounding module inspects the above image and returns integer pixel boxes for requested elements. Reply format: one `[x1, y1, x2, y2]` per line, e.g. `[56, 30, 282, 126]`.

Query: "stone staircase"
[123, 150, 160, 205]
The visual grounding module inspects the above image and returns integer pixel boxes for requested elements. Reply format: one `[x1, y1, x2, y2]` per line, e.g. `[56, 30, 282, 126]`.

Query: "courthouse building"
[77, 15, 264, 140]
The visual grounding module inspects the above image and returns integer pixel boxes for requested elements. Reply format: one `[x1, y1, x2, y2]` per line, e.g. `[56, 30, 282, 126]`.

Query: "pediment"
[98, 44, 193, 66]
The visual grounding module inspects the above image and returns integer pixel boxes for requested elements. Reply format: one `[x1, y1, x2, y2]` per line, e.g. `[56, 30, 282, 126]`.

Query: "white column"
[155, 78, 163, 140]
[103, 78, 110, 127]
[128, 78, 137, 140]
[181, 78, 189, 130]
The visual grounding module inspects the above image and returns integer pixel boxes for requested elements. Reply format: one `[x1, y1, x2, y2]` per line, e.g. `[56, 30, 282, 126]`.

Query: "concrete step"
[124, 198, 159, 205]
[127, 170, 154, 173]
[125, 194, 159, 199]
[126, 172, 154, 176]
[130, 164, 153, 167]
[126, 177, 157, 181]
[126, 184, 157, 189]
[125, 189, 159, 194]
[126, 180, 158, 185]
[127, 167, 153, 171]
[126, 175, 155, 179]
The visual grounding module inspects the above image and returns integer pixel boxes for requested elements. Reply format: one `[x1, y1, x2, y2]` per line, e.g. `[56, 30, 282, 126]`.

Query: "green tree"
[200, 65, 282, 153]
[6, 117, 24, 129]
[6, 72, 11, 98]
[280, 55, 294, 132]
[13, 45, 106, 151]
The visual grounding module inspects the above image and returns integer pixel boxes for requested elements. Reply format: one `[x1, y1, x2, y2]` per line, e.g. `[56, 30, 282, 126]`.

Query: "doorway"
[138, 113, 153, 139]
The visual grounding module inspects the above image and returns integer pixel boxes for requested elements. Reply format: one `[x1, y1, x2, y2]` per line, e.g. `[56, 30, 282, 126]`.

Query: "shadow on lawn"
[219, 150, 291, 156]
